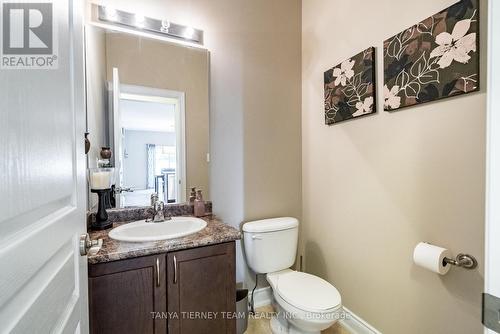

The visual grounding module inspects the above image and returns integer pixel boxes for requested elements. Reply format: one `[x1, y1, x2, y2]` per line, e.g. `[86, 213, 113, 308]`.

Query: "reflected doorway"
[116, 85, 186, 207]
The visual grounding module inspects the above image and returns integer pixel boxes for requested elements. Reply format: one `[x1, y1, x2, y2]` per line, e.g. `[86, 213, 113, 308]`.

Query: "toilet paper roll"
[413, 242, 452, 275]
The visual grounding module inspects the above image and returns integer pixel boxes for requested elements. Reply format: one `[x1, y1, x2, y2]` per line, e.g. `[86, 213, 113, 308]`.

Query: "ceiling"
[120, 99, 176, 132]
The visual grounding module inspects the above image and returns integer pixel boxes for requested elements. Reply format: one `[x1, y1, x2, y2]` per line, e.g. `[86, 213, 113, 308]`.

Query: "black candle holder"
[91, 189, 113, 230]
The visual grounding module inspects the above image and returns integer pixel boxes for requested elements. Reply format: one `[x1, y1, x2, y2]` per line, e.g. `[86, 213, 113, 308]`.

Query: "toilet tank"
[242, 217, 299, 274]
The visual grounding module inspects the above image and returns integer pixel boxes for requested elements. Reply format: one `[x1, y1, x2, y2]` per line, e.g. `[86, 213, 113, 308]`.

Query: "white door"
[0, 1, 88, 333]
[111, 67, 124, 207]
[485, 0, 500, 333]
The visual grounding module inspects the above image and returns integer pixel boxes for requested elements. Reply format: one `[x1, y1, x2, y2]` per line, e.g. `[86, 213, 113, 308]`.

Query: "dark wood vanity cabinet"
[88, 242, 236, 334]
[88, 254, 167, 334]
[167, 242, 236, 334]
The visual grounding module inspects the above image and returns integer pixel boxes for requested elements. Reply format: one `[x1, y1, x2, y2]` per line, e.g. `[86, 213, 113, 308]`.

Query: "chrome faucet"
[153, 200, 165, 222]
[148, 193, 171, 223]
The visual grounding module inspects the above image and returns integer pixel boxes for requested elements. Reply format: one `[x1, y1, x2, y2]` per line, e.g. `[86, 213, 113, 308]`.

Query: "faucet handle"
[150, 193, 159, 206]
[154, 200, 164, 212]
[153, 200, 165, 222]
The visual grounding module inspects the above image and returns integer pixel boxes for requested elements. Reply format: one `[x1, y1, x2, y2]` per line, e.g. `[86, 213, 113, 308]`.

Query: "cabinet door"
[89, 255, 167, 334]
[167, 242, 236, 334]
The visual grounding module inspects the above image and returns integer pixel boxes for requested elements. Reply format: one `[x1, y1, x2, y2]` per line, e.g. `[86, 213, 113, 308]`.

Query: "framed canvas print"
[383, 0, 479, 111]
[324, 47, 376, 125]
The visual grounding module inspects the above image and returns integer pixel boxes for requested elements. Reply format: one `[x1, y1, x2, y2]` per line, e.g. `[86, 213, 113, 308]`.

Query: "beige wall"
[96, 0, 302, 283]
[241, 2, 302, 224]
[302, 1, 486, 333]
[105, 33, 210, 201]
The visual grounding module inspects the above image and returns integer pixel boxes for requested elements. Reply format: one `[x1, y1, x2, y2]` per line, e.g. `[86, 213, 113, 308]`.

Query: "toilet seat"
[268, 270, 341, 313]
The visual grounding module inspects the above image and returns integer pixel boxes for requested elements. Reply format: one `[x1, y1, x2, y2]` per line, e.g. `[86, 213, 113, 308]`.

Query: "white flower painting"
[383, 0, 479, 111]
[384, 85, 401, 110]
[430, 19, 476, 69]
[324, 47, 376, 124]
[353, 97, 374, 117]
[332, 59, 355, 86]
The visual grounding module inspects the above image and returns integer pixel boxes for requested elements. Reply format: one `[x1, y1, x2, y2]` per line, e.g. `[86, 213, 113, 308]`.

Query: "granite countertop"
[88, 215, 241, 264]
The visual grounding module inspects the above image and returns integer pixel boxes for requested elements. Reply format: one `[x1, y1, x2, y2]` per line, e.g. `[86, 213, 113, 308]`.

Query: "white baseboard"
[340, 306, 382, 334]
[251, 286, 273, 309]
[249, 288, 381, 334]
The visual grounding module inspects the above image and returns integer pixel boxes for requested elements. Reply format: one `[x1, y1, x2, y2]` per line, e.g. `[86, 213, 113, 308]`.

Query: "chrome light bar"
[96, 5, 203, 45]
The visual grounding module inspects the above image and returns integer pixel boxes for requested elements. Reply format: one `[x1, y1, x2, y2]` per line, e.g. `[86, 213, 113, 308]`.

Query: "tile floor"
[245, 305, 351, 334]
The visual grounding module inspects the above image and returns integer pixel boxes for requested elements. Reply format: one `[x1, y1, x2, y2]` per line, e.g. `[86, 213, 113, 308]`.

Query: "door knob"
[80, 233, 103, 256]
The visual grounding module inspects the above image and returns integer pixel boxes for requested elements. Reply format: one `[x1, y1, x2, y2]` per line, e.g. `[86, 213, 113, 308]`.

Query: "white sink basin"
[108, 217, 207, 242]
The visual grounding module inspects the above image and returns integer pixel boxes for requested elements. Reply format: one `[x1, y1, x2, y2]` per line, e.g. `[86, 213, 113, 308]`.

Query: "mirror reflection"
[85, 25, 210, 208]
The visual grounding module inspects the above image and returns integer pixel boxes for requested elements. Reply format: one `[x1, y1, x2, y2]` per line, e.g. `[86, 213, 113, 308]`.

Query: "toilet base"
[269, 305, 322, 334]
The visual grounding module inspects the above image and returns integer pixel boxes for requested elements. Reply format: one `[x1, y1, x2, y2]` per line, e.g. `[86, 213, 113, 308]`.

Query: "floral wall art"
[383, 0, 479, 111]
[324, 47, 376, 124]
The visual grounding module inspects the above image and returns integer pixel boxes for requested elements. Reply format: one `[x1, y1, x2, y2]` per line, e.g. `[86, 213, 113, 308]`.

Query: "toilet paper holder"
[443, 253, 478, 270]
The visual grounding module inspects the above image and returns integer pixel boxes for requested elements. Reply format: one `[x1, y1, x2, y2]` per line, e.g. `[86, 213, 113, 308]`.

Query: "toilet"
[243, 217, 342, 334]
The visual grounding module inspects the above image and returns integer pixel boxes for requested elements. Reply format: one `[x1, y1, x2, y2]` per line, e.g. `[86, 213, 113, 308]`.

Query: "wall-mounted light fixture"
[96, 5, 203, 45]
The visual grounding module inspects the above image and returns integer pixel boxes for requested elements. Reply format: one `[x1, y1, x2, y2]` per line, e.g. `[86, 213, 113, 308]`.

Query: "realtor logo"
[1, 1, 58, 69]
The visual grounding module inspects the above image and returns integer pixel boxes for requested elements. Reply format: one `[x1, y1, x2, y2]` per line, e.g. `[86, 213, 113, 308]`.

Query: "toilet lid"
[275, 271, 341, 312]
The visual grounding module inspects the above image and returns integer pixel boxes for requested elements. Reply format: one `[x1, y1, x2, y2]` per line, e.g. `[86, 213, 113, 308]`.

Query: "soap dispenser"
[194, 190, 206, 217]
[189, 187, 197, 203]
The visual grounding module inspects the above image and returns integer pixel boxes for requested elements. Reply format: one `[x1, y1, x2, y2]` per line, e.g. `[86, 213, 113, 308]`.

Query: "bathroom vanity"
[87, 213, 240, 334]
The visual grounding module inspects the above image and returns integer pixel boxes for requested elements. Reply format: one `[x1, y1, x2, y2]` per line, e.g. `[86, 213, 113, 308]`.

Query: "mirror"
[85, 25, 209, 208]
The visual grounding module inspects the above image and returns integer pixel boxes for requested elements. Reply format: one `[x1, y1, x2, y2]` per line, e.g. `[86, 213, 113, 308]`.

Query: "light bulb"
[104, 6, 118, 21]
[134, 15, 145, 28]
[161, 20, 170, 33]
[183, 26, 195, 39]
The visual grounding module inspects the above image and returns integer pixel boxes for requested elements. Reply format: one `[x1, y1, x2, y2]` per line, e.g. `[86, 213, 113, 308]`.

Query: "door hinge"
[483, 293, 500, 333]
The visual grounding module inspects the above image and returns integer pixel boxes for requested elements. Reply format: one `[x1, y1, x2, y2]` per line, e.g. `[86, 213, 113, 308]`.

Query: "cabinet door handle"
[156, 258, 160, 287]
[173, 255, 177, 284]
